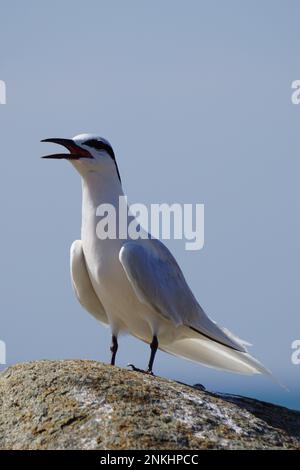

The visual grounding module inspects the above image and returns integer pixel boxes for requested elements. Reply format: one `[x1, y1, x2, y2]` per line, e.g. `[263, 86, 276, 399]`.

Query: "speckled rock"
[0, 360, 299, 450]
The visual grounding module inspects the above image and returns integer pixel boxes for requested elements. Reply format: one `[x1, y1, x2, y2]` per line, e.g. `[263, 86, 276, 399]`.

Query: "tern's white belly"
[82, 238, 175, 343]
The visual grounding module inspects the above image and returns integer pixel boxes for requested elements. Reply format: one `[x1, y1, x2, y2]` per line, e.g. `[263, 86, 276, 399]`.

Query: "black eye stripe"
[84, 139, 121, 183]
[84, 139, 113, 156]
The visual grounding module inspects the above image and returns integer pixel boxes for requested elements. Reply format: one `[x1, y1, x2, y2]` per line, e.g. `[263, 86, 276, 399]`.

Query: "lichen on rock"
[0, 360, 299, 450]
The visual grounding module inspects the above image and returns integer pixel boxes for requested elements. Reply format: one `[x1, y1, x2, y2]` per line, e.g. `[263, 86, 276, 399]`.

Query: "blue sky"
[0, 1, 300, 410]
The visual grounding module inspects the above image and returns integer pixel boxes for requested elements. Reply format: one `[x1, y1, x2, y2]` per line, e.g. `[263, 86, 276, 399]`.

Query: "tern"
[42, 134, 270, 377]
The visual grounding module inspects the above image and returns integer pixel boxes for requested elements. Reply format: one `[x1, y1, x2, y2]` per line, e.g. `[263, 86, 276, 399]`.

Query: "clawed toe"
[127, 364, 155, 375]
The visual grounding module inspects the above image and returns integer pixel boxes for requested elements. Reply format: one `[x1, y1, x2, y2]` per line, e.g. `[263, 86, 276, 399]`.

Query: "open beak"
[41, 138, 93, 160]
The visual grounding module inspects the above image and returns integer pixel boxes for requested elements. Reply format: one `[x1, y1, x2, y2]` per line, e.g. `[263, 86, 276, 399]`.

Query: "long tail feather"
[162, 336, 271, 376]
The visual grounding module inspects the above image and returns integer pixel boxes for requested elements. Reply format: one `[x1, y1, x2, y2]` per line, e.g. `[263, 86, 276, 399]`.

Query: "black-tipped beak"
[41, 138, 92, 160]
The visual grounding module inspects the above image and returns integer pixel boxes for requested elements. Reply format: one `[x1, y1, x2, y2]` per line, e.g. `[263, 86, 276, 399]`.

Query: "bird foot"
[127, 364, 154, 375]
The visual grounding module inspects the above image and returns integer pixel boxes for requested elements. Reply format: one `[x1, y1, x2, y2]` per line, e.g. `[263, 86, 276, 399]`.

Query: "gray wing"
[119, 239, 247, 352]
[70, 240, 109, 326]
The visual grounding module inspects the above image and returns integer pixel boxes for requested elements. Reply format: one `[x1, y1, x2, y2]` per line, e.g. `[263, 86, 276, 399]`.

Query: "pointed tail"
[162, 335, 271, 376]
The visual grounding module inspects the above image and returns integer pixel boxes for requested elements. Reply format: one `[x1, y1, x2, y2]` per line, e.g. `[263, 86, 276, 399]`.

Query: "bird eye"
[83, 138, 121, 182]
[84, 139, 104, 150]
[84, 139, 115, 161]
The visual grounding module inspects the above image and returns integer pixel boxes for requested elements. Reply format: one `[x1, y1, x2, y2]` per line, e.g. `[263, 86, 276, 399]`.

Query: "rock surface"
[0, 360, 299, 450]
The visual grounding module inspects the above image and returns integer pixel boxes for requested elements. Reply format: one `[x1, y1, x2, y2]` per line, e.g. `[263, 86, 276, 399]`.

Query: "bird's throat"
[80, 172, 125, 249]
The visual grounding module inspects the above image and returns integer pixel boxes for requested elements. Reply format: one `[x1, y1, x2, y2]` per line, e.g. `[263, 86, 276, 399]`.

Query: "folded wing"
[119, 239, 247, 353]
[71, 240, 109, 326]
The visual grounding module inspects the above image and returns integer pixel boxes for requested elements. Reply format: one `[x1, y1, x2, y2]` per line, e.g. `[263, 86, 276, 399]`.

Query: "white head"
[41, 133, 121, 182]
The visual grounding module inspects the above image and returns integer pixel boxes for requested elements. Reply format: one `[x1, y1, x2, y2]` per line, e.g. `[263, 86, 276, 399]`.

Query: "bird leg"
[128, 335, 158, 375]
[110, 335, 118, 366]
[147, 335, 158, 374]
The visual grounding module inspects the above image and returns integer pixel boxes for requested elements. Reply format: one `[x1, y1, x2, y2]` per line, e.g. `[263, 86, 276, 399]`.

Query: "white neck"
[80, 170, 124, 243]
